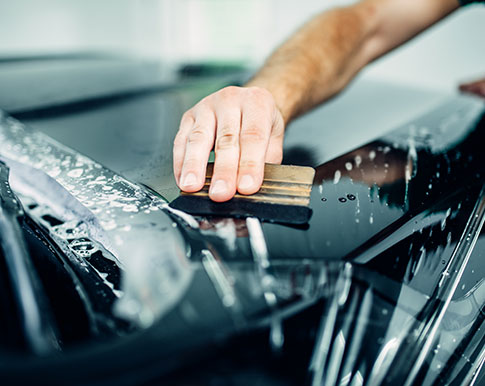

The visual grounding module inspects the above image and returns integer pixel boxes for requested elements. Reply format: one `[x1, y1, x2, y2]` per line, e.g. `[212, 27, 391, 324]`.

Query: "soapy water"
[0, 115, 194, 328]
[404, 126, 418, 206]
[19, 193, 128, 315]
[68, 238, 98, 258]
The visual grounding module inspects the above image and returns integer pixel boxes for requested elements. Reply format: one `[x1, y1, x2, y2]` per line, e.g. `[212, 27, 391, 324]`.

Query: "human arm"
[460, 77, 485, 98]
[173, 0, 460, 202]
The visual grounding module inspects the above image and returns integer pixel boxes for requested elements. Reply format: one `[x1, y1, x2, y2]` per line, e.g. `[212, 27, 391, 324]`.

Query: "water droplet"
[354, 155, 362, 167]
[122, 204, 139, 213]
[321, 197, 327, 202]
[345, 162, 353, 171]
[69, 237, 96, 257]
[338, 197, 347, 203]
[347, 194, 356, 201]
[100, 219, 117, 230]
[333, 170, 341, 184]
[67, 168, 83, 178]
[49, 167, 61, 177]
[114, 235, 124, 246]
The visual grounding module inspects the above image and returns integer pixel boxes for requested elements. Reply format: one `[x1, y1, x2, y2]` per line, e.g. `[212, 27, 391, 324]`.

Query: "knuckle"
[241, 126, 267, 143]
[243, 89, 275, 117]
[187, 125, 209, 144]
[193, 98, 213, 114]
[215, 128, 238, 150]
[180, 112, 196, 129]
[247, 86, 273, 103]
[220, 86, 241, 98]
[239, 159, 260, 170]
[181, 111, 194, 123]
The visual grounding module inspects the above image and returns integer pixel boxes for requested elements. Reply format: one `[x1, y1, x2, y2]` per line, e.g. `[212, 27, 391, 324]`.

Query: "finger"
[459, 80, 485, 97]
[461, 83, 485, 97]
[209, 108, 242, 202]
[473, 82, 485, 97]
[459, 82, 478, 92]
[265, 111, 285, 164]
[179, 107, 216, 192]
[479, 84, 485, 97]
[237, 106, 272, 195]
[173, 112, 195, 186]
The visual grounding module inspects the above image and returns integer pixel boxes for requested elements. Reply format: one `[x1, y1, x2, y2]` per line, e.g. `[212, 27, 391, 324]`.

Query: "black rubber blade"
[169, 195, 313, 225]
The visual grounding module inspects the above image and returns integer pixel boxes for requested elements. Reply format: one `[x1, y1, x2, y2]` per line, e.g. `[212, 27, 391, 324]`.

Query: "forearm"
[246, 0, 459, 124]
[246, 3, 379, 124]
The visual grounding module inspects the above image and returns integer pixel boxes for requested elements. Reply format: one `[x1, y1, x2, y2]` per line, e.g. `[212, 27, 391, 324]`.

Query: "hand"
[173, 86, 285, 202]
[459, 78, 485, 98]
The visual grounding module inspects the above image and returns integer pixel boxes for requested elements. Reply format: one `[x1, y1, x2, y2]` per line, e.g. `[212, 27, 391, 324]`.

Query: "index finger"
[179, 107, 216, 192]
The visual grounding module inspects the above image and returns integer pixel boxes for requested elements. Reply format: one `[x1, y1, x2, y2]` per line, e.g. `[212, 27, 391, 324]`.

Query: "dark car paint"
[0, 57, 484, 385]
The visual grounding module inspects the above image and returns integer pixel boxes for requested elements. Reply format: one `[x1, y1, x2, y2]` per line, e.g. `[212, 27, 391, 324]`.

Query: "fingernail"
[182, 173, 197, 188]
[238, 174, 254, 191]
[210, 180, 227, 196]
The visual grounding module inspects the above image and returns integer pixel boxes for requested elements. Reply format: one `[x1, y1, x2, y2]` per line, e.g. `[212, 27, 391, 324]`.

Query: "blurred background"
[1, 0, 484, 92]
[1, 0, 484, 189]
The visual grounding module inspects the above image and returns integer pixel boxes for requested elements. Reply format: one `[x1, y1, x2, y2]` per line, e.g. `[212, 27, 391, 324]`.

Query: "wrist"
[244, 78, 296, 126]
